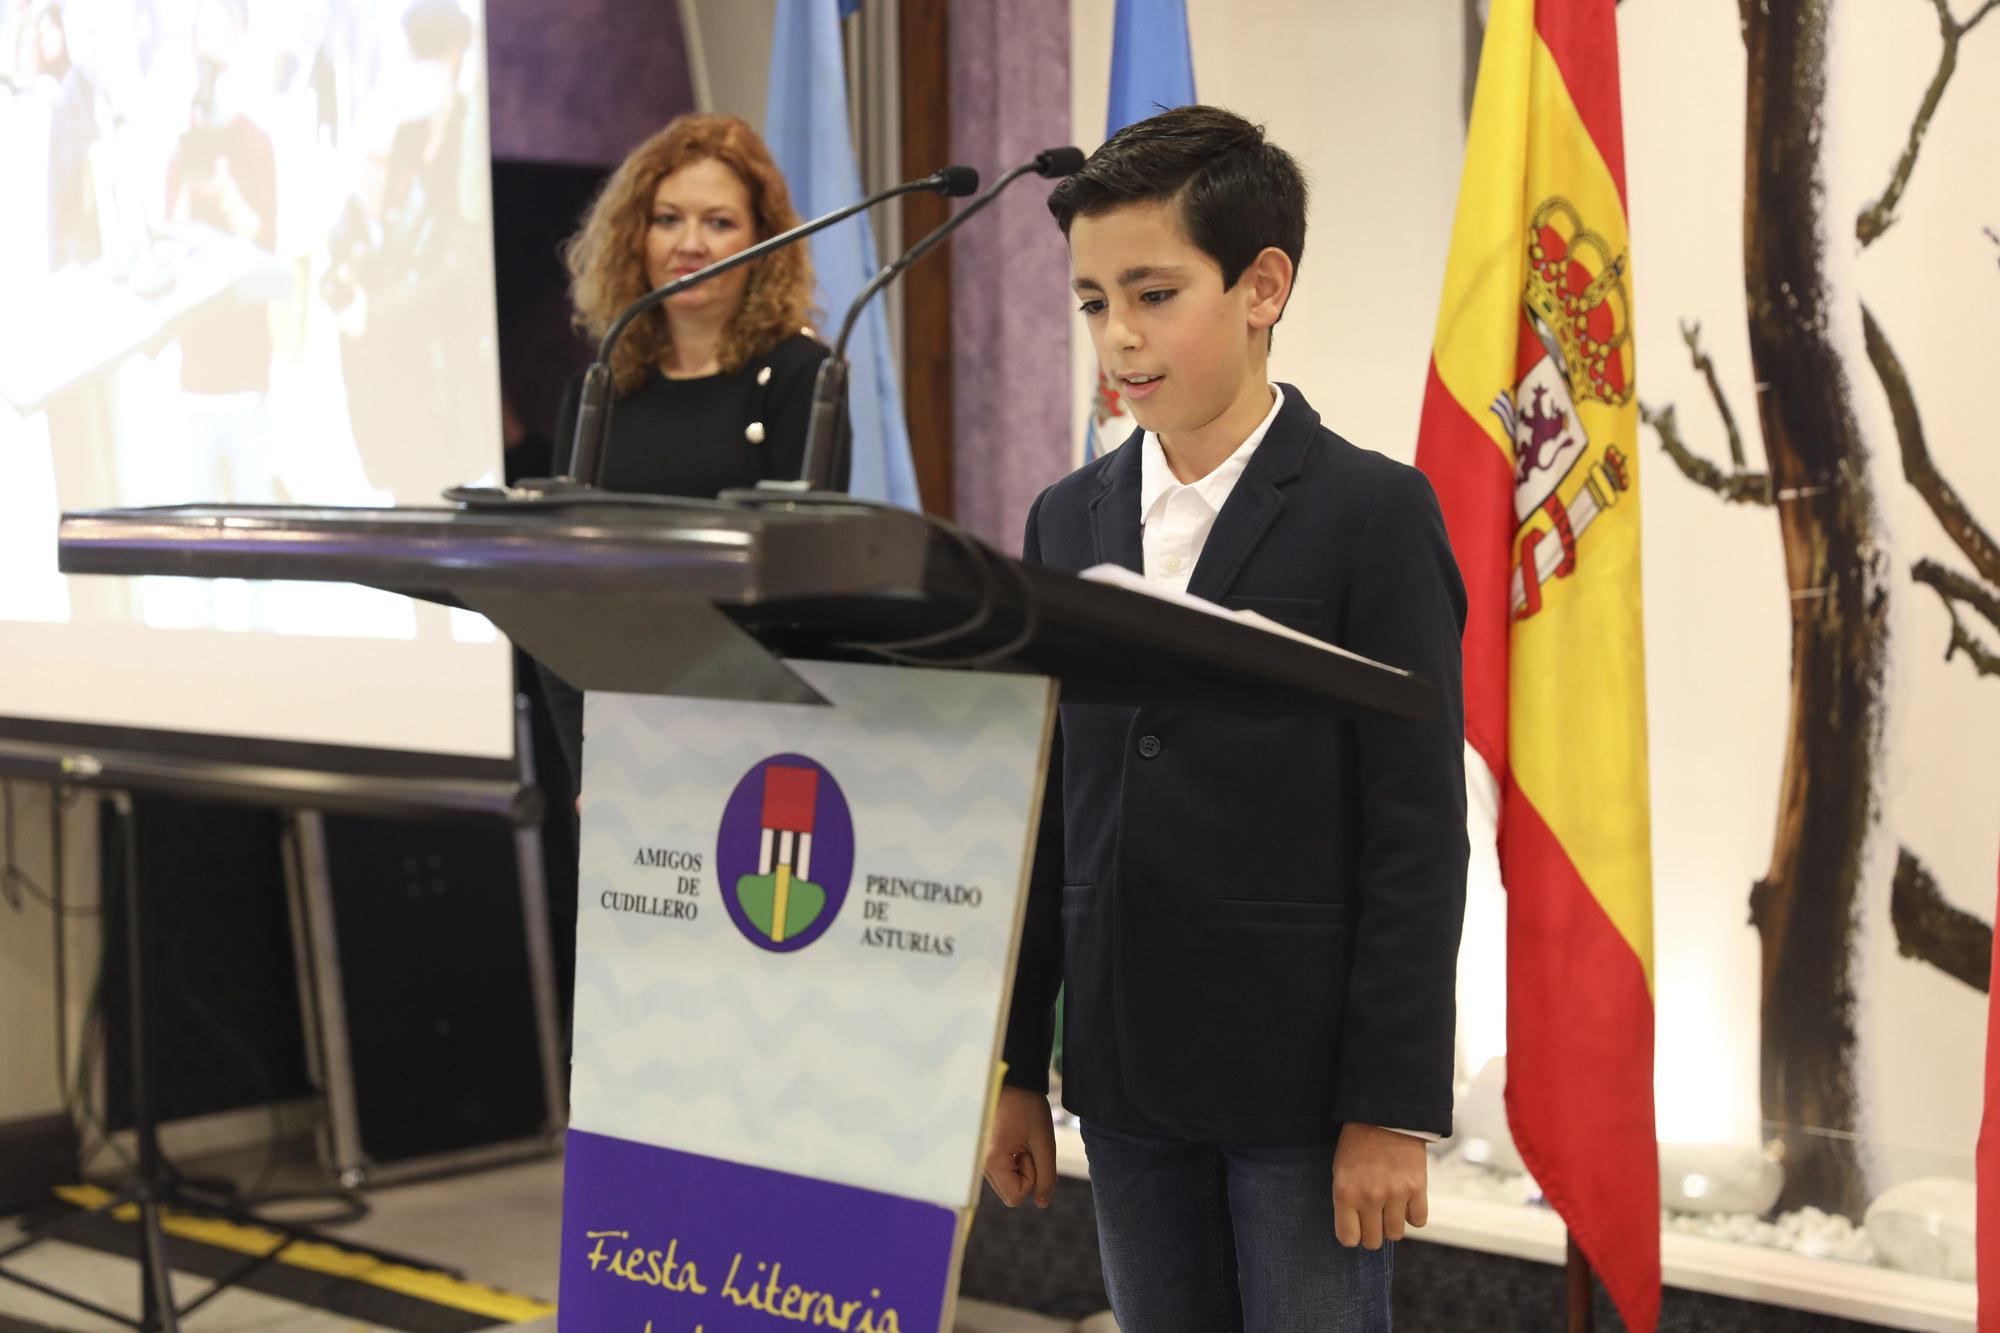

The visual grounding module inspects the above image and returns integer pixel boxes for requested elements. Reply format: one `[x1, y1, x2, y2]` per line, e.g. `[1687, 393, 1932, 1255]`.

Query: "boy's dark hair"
[1048, 105, 1307, 302]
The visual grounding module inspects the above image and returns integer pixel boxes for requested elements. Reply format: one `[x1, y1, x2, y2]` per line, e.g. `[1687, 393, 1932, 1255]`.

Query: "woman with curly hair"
[553, 112, 847, 495]
[539, 113, 853, 816]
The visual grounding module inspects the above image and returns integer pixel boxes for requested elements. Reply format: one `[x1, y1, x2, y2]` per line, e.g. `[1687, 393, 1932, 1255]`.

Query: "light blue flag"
[765, 0, 920, 508]
[1084, 0, 1197, 462]
[1107, 0, 1197, 135]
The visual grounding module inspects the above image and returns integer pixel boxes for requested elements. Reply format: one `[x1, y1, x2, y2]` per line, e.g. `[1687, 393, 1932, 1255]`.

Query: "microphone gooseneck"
[793, 147, 1085, 494]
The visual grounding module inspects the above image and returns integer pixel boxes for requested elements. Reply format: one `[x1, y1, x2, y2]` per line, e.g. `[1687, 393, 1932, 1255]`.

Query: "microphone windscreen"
[936, 164, 980, 197]
[1034, 146, 1086, 178]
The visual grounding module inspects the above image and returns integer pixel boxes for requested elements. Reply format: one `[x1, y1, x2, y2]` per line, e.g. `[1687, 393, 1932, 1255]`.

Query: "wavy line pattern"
[569, 964, 990, 1069]
[566, 1067, 981, 1203]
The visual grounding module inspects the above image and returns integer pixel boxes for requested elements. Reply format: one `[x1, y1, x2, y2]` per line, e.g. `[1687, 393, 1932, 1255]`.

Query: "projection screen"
[0, 0, 514, 774]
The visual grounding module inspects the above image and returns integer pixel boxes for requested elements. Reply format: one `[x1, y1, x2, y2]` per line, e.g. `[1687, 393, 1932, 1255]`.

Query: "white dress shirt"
[1133, 384, 1441, 1146]
[1138, 387, 1285, 595]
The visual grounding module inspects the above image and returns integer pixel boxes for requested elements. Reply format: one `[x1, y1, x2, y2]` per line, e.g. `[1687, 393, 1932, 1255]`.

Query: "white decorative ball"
[1658, 1142, 1784, 1216]
[1865, 1177, 1976, 1282]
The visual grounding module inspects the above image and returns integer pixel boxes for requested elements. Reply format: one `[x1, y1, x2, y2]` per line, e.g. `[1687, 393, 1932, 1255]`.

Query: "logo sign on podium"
[561, 661, 1057, 1332]
[715, 755, 855, 953]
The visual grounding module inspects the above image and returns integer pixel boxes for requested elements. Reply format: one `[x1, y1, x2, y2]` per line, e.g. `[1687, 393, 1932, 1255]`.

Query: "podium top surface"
[58, 498, 929, 601]
[57, 497, 1435, 721]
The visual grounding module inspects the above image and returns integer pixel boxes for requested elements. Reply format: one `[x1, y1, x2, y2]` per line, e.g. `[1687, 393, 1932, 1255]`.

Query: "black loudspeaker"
[0, 1114, 80, 1213]
[290, 806, 563, 1187]
[101, 794, 312, 1132]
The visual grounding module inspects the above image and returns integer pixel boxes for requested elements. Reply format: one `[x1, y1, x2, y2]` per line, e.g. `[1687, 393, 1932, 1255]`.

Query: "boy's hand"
[983, 1086, 1057, 1209]
[1332, 1123, 1428, 1249]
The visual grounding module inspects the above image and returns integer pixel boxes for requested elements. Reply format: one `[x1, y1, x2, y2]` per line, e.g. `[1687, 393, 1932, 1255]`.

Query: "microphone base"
[442, 476, 602, 508]
[725, 481, 877, 509]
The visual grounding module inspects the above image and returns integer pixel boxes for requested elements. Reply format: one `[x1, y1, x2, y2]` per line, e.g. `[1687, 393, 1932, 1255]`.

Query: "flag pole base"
[1566, 1234, 1596, 1333]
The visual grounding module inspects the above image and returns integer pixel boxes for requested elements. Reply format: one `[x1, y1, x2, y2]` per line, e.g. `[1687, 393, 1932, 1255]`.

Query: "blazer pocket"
[1221, 594, 1327, 633]
[1061, 882, 1094, 907]
[1209, 895, 1348, 927]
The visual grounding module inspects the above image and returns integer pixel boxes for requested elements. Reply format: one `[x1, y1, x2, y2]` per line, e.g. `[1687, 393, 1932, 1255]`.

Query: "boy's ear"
[1244, 246, 1295, 332]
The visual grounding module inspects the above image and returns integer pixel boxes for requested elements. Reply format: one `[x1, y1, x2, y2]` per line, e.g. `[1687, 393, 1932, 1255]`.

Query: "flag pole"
[1566, 1235, 1596, 1332]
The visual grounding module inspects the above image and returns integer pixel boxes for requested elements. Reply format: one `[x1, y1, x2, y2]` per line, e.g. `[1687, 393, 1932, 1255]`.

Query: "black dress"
[551, 330, 843, 495]
[537, 331, 849, 782]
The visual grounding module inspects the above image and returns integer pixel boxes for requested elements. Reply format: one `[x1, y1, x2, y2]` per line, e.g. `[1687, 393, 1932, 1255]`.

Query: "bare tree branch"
[1642, 318, 1771, 505]
[1643, 403, 1773, 505]
[1915, 559, 2000, 633]
[1892, 848, 1993, 992]
[1679, 320, 1749, 468]
[1857, 0, 2000, 246]
[1863, 304, 2000, 585]
[1913, 559, 2000, 678]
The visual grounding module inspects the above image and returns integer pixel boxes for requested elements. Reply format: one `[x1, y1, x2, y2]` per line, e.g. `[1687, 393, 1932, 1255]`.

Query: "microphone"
[560, 164, 980, 488]
[794, 147, 1085, 494]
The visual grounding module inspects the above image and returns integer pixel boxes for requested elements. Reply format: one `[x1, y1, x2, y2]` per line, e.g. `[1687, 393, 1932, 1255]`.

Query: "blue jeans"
[1082, 1120, 1392, 1333]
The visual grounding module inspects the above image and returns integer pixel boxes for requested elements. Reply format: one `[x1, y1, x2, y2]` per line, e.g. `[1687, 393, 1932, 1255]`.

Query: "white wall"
[681, 0, 775, 129]
[1826, 0, 1998, 1189]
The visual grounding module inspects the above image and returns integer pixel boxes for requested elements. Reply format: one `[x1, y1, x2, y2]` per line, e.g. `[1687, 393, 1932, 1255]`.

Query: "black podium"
[55, 495, 1431, 718]
[42, 492, 1431, 1331]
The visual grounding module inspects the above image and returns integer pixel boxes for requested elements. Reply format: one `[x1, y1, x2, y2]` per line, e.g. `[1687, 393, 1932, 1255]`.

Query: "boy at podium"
[984, 106, 1469, 1332]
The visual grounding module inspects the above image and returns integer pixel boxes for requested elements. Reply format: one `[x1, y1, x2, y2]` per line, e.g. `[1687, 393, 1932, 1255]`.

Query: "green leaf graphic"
[735, 872, 827, 941]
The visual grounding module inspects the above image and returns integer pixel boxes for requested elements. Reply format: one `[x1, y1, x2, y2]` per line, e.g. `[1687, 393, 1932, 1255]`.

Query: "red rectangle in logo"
[761, 765, 819, 832]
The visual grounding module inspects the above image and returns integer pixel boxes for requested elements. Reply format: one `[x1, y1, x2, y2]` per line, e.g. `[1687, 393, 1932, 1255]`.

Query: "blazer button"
[1137, 734, 1162, 759]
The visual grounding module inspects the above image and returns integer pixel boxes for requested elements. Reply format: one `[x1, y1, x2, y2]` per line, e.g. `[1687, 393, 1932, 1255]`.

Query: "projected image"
[0, 0, 501, 633]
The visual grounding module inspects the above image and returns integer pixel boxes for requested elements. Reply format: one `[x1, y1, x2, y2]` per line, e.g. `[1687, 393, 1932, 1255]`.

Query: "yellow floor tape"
[54, 1185, 556, 1323]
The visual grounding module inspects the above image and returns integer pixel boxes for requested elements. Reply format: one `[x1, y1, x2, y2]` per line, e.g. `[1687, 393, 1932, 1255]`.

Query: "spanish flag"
[1414, 1, 1659, 1328]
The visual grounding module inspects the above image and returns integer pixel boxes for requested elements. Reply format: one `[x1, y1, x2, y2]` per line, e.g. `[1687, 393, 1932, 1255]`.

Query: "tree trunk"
[1742, 0, 1888, 1220]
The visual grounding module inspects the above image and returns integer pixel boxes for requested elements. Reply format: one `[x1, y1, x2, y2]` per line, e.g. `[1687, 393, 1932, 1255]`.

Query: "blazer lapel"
[1089, 426, 1145, 574]
[1184, 385, 1319, 603]
[1184, 471, 1283, 603]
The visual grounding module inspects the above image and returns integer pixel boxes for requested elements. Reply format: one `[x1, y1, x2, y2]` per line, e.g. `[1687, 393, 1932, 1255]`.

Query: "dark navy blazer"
[1000, 384, 1470, 1143]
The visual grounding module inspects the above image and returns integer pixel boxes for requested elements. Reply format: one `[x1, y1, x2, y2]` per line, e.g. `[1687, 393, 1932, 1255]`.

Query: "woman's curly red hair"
[565, 114, 814, 391]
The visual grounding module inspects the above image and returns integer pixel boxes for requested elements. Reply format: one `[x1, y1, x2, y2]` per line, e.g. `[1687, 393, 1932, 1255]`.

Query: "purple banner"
[558, 1130, 958, 1332]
